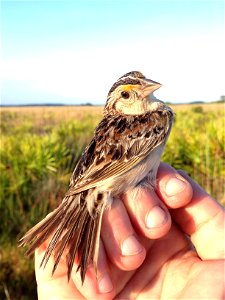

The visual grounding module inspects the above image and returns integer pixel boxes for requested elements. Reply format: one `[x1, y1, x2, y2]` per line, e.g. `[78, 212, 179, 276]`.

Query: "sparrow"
[19, 71, 174, 283]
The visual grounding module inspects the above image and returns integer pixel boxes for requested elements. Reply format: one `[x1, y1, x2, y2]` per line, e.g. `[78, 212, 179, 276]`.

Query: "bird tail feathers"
[19, 192, 104, 283]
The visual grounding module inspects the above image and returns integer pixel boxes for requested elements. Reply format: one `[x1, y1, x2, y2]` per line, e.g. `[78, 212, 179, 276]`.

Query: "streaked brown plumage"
[19, 71, 174, 283]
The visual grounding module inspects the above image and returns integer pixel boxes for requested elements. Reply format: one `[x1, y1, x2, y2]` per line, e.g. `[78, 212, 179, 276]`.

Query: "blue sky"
[1, 0, 224, 105]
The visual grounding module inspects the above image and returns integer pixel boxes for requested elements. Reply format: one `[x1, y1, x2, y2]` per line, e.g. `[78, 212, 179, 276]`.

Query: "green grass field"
[0, 103, 224, 299]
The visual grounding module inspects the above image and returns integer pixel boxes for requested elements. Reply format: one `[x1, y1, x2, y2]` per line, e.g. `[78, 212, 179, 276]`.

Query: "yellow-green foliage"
[163, 105, 225, 201]
[0, 104, 224, 299]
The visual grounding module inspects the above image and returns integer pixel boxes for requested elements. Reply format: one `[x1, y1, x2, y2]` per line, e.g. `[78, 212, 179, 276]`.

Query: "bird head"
[105, 71, 162, 115]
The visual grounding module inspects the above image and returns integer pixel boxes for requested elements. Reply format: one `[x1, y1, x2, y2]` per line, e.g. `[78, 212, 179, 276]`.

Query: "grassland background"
[0, 103, 224, 299]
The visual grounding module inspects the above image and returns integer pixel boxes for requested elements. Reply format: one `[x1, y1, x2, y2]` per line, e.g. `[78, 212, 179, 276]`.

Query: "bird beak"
[142, 79, 162, 97]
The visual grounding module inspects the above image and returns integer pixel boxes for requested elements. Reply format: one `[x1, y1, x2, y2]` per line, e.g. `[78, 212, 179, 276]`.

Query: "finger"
[35, 243, 83, 299]
[72, 240, 116, 299]
[101, 198, 146, 271]
[36, 241, 115, 299]
[123, 187, 172, 239]
[35, 240, 66, 282]
[172, 170, 225, 260]
[156, 162, 193, 208]
[117, 224, 192, 299]
[96, 241, 114, 296]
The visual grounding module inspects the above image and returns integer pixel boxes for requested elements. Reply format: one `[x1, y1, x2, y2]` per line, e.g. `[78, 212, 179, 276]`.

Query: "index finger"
[156, 163, 225, 260]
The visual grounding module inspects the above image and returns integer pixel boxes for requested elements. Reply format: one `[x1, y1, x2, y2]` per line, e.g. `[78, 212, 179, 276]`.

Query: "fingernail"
[121, 235, 143, 256]
[98, 273, 113, 294]
[165, 177, 187, 196]
[146, 206, 167, 229]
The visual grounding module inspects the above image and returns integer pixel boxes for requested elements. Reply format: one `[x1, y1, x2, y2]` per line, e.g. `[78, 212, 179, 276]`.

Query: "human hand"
[35, 163, 225, 299]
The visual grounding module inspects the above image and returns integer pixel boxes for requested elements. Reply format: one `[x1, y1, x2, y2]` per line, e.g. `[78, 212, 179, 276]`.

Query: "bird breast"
[99, 143, 165, 197]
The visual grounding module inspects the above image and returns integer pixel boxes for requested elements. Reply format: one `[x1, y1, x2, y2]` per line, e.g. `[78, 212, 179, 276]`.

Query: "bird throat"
[116, 99, 149, 115]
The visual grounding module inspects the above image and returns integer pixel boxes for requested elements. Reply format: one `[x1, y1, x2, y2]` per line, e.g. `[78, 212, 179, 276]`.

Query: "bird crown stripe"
[108, 77, 142, 95]
[107, 71, 146, 96]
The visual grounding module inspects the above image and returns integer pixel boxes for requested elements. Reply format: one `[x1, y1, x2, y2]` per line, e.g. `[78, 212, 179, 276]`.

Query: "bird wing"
[66, 109, 173, 196]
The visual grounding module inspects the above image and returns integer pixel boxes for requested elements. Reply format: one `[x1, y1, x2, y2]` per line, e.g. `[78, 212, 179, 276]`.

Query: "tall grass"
[0, 104, 224, 299]
[163, 105, 225, 200]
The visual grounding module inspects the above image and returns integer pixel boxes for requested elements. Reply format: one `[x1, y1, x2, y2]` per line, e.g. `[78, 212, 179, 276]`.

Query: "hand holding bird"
[34, 164, 225, 299]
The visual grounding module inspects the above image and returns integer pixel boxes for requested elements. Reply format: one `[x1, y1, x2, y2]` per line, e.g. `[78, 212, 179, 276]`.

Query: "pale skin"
[35, 163, 225, 299]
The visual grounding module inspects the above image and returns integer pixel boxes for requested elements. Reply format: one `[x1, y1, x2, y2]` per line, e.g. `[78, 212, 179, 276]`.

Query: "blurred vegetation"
[0, 104, 224, 299]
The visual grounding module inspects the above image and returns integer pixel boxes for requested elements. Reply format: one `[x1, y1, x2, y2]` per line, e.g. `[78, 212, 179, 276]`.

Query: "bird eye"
[121, 91, 130, 99]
